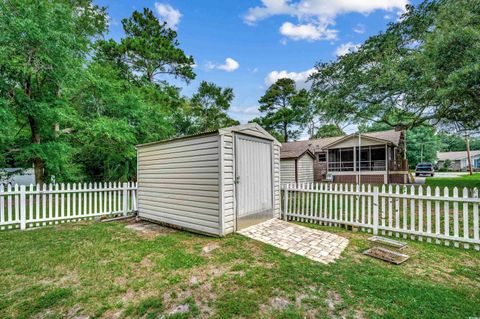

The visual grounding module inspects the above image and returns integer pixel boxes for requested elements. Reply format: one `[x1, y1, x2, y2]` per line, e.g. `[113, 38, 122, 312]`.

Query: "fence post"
[283, 184, 288, 221]
[20, 185, 26, 230]
[122, 182, 128, 216]
[373, 186, 379, 235]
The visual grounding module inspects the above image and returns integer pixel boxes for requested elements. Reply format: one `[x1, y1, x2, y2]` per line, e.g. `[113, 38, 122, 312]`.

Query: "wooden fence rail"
[282, 183, 480, 250]
[0, 182, 137, 231]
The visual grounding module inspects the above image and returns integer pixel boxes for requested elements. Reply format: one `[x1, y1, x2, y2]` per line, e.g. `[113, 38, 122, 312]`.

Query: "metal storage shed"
[136, 123, 281, 236]
[280, 147, 315, 184]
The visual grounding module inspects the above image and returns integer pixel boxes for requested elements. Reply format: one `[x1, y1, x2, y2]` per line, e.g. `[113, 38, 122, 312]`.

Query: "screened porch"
[327, 146, 388, 172]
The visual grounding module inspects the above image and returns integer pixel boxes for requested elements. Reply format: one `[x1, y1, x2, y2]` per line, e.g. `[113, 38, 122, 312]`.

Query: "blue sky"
[96, 0, 420, 130]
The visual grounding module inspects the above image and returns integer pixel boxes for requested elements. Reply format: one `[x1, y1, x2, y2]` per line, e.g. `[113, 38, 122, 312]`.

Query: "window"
[317, 153, 326, 162]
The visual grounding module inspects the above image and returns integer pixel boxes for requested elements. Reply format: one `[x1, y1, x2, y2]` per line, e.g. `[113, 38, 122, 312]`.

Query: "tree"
[190, 82, 239, 133]
[439, 133, 480, 152]
[312, 124, 345, 139]
[67, 61, 176, 181]
[254, 78, 309, 142]
[406, 126, 440, 168]
[310, 0, 480, 132]
[98, 8, 195, 85]
[0, 0, 107, 183]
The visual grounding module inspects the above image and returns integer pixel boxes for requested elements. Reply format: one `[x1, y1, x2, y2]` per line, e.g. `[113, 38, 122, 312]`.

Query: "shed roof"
[437, 150, 480, 161]
[137, 123, 280, 148]
[280, 130, 402, 157]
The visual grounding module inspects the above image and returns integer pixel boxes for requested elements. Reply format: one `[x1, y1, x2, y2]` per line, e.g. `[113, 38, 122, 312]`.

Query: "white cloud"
[279, 22, 337, 41]
[335, 42, 360, 56]
[154, 3, 182, 30]
[244, 0, 408, 41]
[265, 68, 316, 88]
[205, 58, 240, 72]
[353, 23, 365, 34]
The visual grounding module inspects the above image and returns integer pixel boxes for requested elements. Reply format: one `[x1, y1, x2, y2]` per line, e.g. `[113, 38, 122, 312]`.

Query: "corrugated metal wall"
[221, 126, 281, 234]
[273, 144, 281, 218]
[137, 124, 281, 237]
[221, 134, 235, 234]
[235, 134, 273, 229]
[137, 134, 221, 235]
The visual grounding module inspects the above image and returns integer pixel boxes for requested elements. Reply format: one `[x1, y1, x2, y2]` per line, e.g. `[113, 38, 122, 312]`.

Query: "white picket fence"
[282, 183, 480, 250]
[0, 182, 137, 230]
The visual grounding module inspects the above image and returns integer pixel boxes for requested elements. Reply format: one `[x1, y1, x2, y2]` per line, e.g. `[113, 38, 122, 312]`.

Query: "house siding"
[137, 134, 221, 235]
[297, 154, 314, 183]
[280, 160, 296, 184]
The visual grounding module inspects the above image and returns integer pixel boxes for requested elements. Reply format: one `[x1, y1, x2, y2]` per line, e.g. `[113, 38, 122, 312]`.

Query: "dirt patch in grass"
[124, 220, 176, 239]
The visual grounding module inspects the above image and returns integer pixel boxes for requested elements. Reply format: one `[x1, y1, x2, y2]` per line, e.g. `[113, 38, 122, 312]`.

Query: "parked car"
[415, 163, 435, 177]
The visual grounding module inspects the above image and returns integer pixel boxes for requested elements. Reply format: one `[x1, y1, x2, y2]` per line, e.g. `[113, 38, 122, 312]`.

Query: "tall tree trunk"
[28, 116, 45, 184]
[283, 122, 288, 142]
[466, 134, 473, 175]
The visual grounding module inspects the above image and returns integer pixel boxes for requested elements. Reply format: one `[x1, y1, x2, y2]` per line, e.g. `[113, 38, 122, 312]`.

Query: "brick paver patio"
[238, 219, 349, 264]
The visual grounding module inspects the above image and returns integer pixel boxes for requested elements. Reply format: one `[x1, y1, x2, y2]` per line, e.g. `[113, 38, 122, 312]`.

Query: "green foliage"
[0, 0, 107, 183]
[253, 78, 310, 142]
[119, 8, 195, 84]
[310, 0, 480, 132]
[312, 124, 345, 139]
[190, 81, 239, 133]
[0, 1, 238, 183]
[406, 126, 440, 167]
[439, 133, 480, 152]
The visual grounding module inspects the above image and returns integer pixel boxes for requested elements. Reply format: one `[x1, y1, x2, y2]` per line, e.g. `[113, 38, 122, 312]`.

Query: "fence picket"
[0, 185, 4, 226]
[88, 182, 93, 216]
[474, 188, 479, 251]
[418, 185, 423, 241]
[453, 187, 459, 248]
[35, 184, 40, 223]
[410, 185, 416, 240]
[281, 182, 480, 250]
[426, 186, 432, 243]
[388, 184, 393, 235]
[334, 183, 338, 224]
[7, 184, 12, 224]
[338, 184, 344, 221]
[14, 184, 19, 223]
[361, 184, 366, 227]
[463, 188, 469, 249]
[402, 185, 407, 239]
[0, 181, 137, 230]
[444, 187, 450, 246]
[27, 184, 33, 223]
[435, 187, 441, 244]
[394, 185, 400, 237]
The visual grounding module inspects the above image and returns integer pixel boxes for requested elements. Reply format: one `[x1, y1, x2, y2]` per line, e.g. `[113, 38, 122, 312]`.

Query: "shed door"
[235, 134, 273, 230]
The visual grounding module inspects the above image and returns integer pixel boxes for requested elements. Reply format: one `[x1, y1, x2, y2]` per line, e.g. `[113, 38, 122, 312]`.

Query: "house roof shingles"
[280, 130, 402, 159]
[437, 150, 480, 161]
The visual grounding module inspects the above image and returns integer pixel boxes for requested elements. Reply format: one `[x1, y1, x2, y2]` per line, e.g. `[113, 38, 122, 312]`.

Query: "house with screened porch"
[281, 129, 410, 184]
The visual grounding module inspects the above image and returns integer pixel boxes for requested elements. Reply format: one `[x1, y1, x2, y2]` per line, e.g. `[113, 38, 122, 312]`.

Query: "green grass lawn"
[1, 221, 479, 319]
[426, 173, 480, 189]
